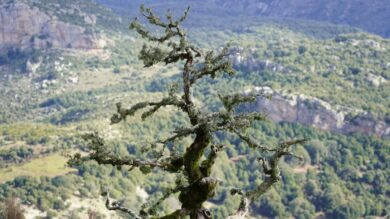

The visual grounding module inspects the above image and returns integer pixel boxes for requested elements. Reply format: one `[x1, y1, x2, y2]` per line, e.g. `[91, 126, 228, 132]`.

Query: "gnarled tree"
[69, 5, 307, 219]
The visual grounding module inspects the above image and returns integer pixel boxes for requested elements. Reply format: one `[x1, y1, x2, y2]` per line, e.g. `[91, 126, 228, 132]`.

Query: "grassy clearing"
[0, 154, 75, 183]
[69, 63, 180, 92]
[0, 123, 59, 138]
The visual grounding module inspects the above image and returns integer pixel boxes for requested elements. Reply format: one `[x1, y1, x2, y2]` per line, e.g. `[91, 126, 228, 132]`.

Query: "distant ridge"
[97, 0, 390, 37]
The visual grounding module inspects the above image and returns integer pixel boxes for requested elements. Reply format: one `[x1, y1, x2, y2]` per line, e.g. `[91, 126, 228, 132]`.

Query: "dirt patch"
[291, 164, 318, 174]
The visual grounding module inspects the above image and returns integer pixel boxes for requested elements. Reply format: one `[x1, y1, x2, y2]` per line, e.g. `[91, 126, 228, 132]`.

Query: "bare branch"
[130, 18, 174, 43]
[226, 138, 308, 218]
[67, 133, 184, 173]
[104, 191, 142, 219]
[230, 112, 267, 128]
[110, 96, 187, 124]
[140, 5, 168, 28]
[189, 45, 203, 58]
[227, 189, 250, 219]
[130, 5, 190, 44]
[177, 6, 191, 24]
[246, 138, 309, 200]
[140, 185, 185, 218]
[158, 124, 201, 144]
[219, 90, 270, 112]
[231, 127, 274, 152]
[105, 190, 189, 219]
[129, 5, 195, 70]
[190, 46, 235, 84]
[158, 111, 228, 145]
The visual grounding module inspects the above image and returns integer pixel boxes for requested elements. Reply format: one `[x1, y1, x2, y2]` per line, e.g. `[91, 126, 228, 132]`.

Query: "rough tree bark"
[68, 5, 308, 219]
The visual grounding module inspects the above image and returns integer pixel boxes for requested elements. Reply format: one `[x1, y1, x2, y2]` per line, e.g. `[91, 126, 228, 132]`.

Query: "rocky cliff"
[0, 1, 105, 50]
[243, 87, 390, 139]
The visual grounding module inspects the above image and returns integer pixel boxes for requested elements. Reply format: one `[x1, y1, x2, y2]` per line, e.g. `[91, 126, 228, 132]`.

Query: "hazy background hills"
[98, 0, 390, 37]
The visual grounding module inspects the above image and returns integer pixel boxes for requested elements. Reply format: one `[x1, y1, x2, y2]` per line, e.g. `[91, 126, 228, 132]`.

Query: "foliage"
[0, 118, 388, 218]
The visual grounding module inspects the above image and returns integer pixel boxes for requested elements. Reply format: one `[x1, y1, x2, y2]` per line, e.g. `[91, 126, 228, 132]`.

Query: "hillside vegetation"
[99, 0, 390, 38]
[0, 0, 389, 218]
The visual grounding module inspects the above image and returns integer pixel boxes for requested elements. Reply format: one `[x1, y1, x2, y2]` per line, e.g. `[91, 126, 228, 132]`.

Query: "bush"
[298, 45, 307, 54]
[113, 67, 121, 74]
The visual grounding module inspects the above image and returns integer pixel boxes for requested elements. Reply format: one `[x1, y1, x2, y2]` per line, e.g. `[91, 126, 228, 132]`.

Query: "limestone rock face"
[0, 2, 103, 50]
[230, 47, 290, 74]
[243, 87, 390, 139]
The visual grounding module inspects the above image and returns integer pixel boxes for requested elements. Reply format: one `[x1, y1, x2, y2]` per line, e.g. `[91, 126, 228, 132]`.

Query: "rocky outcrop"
[0, 2, 105, 50]
[243, 87, 390, 138]
[230, 47, 290, 74]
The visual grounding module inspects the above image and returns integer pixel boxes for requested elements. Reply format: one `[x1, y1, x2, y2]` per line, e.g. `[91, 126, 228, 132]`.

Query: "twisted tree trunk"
[181, 129, 214, 219]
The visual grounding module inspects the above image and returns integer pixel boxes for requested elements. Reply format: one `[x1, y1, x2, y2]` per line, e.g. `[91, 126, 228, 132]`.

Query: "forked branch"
[228, 139, 308, 218]
[67, 133, 184, 173]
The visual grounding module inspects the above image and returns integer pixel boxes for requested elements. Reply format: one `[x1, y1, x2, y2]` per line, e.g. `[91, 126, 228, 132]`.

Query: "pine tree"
[68, 5, 307, 219]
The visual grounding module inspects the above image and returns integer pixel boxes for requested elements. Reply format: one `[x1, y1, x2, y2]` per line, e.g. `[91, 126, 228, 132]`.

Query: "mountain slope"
[215, 0, 390, 37]
[98, 0, 390, 37]
[0, 1, 389, 218]
[0, 0, 125, 50]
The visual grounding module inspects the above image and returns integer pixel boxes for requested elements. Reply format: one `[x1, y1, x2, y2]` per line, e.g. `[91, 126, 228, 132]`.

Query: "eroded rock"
[0, 2, 103, 50]
[244, 86, 390, 138]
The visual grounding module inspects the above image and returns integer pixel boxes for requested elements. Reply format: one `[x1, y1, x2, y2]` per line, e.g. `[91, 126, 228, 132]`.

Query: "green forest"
[0, 0, 389, 218]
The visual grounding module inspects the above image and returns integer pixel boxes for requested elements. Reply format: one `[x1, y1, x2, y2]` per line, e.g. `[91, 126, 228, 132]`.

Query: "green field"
[0, 154, 75, 183]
